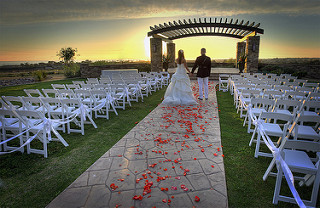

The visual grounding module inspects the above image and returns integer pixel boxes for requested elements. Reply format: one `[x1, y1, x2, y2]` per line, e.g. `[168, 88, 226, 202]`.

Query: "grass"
[0, 79, 166, 208]
[216, 88, 319, 208]
[1, 80, 318, 207]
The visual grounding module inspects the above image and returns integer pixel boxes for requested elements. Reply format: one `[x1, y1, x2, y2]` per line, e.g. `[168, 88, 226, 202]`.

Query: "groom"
[191, 48, 211, 100]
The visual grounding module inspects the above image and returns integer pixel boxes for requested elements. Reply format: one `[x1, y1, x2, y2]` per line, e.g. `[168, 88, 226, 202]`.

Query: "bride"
[162, 49, 198, 106]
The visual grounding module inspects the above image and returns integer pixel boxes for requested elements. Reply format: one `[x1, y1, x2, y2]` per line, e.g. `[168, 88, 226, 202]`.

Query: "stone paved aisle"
[47, 81, 228, 208]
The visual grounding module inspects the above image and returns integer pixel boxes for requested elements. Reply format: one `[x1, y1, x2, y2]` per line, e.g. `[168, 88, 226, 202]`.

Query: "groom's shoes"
[205, 98, 208, 100]
[198, 98, 203, 100]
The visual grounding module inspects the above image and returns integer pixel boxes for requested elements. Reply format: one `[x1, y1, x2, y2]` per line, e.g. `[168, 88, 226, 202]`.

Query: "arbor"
[57, 47, 78, 64]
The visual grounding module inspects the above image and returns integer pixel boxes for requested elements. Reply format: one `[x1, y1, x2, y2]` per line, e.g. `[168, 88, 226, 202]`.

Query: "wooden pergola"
[147, 17, 264, 72]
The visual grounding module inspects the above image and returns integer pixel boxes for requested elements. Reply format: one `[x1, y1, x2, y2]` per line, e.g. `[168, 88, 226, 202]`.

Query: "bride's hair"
[177, 49, 185, 64]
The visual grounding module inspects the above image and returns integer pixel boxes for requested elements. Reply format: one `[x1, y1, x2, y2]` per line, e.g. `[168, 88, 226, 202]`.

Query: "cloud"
[1, 0, 319, 25]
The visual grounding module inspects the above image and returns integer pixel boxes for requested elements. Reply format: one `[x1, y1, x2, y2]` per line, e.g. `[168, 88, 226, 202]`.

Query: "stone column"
[150, 38, 163, 72]
[167, 42, 176, 68]
[245, 36, 260, 73]
[236, 42, 246, 67]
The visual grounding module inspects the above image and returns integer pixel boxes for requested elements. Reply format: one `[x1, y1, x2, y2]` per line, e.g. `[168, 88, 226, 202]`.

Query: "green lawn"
[217, 88, 319, 208]
[0, 79, 166, 208]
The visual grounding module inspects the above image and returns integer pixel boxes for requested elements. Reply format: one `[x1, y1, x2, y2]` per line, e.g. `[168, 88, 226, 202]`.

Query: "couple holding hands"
[162, 48, 211, 106]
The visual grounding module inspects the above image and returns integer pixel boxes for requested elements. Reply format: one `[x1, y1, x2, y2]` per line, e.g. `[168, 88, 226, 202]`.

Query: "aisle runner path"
[47, 81, 228, 208]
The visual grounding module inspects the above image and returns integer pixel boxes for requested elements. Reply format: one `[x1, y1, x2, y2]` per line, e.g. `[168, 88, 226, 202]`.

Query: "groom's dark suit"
[191, 55, 211, 78]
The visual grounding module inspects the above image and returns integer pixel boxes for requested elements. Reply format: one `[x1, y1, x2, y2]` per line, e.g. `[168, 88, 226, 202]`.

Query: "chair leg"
[272, 165, 283, 205]
[263, 158, 276, 181]
[249, 127, 257, 146]
[254, 132, 261, 158]
[310, 170, 320, 207]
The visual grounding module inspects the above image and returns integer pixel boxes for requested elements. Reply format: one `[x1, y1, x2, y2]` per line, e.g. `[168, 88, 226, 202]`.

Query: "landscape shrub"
[137, 64, 151, 72]
[63, 63, 80, 78]
[32, 70, 47, 81]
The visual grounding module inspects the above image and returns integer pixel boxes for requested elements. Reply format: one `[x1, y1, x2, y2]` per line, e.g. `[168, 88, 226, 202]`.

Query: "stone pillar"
[167, 42, 176, 68]
[150, 38, 163, 72]
[245, 36, 260, 73]
[236, 42, 246, 68]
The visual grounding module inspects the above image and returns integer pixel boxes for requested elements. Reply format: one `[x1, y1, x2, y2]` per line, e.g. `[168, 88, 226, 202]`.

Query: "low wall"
[80, 63, 145, 78]
[80, 62, 236, 78]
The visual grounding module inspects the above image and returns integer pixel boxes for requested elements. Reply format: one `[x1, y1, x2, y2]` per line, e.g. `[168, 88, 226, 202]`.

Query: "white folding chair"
[237, 89, 261, 118]
[292, 115, 320, 142]
[51, 84, 66, 90]
[2, 96, 25, 110]
[15, 110, 68, 158]
[60, 98, 97, 135]
[72, 81, 85, 86]
[42, 89, 59, 98]
[57, 89, 76, 99]
[66, 84, 80, 90]
[219, 74, 230, 92]
[250, 112, 293, 158]
[284, 91, 307, 101]
[0, 109, 25, 153]
[24, 89, 44, 97]
[87, 78, 99, 85]
[244, 98, 275, 133]
[302, 101, 320, 117]
[272, 99, 301, 117]
[90, 89, 118, 119]
[21, 97, 47, 113]
[273, 140, 320, 207]
[40, 97, 65, 132]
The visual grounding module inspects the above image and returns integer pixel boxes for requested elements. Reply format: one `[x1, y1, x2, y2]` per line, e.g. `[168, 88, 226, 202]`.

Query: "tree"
[57, 47, 78, 64]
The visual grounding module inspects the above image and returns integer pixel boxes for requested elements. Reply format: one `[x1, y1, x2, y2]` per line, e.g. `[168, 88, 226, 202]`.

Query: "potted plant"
[237, 54, 247, 73]
[162, 54, 171, 72]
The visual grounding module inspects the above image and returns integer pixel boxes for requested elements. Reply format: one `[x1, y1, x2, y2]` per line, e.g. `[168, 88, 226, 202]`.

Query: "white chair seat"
[274, 109, 292, 116]
[262, 123, 283, 136]
[302, 111, 318, 117]
[292, 125, 319, 139]
[283, 149, 317, 173]
[3, 118, 19, 125]
[7, 122, 26, 129]
[251, 108, 266, 115]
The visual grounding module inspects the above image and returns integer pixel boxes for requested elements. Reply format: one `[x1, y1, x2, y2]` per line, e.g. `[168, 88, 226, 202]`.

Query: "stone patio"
[47, 81, 228, 208]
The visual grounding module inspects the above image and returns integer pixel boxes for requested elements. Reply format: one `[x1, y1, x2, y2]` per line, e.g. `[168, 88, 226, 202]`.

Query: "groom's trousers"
[197, 77, 209, 99]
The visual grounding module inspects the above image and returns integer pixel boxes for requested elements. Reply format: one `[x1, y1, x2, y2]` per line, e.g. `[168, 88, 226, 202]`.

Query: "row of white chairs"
[226, 74, 320, 207]
[0, 95, 98, 158]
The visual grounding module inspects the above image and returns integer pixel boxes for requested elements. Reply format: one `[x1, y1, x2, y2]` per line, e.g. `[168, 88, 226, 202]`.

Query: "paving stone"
[186, 173, 212, 191]
[110, 156, 129, 171]
[174, 160, 204, 175]
[125, 138, 140, 147]
[105, 169, 135, 192]
[207, 171, 226, 183]
[188, 189, 228, 208]
[47, 81, 228, 208]
[69, 171, 88, 188]
[84, 185, 111, 208]
[179, 149, 207, 161]
[88, 170, 109, 186]
[88, 157, 112, 171]
[198, 159, 220, 175]
[168, 192, 194, 207]
[157, 175, 193, 195]
[109, 146, 125, 157]
[47, 186, 91, 208]
[134, 187, 169, 208]
[109, 190, 135, 208]
[124, 146, 147, 161]
[128, 159, 148, 174]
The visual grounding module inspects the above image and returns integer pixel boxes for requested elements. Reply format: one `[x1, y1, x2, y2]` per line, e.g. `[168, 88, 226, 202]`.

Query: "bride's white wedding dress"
[162, 64, 197, 105]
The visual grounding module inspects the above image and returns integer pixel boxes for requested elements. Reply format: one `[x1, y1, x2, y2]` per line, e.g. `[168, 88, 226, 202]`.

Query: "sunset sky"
[0, 0, 319, 62]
